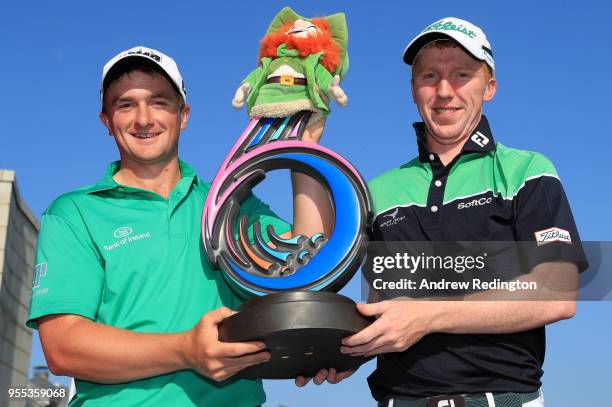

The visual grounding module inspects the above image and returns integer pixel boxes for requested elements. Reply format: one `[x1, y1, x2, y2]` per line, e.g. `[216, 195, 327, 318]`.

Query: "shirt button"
[117, 187, 124, 191]
[434, 180, 442, 187]
[431, 205, 439, 213]
[428, 154, 435, 161]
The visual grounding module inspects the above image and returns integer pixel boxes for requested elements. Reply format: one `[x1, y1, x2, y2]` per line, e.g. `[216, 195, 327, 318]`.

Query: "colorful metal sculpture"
[202, 111, 370, 296]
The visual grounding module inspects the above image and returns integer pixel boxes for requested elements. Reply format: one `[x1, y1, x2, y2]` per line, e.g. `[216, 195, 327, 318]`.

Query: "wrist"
[426, 300, 453, 333]
[177, 330, 195, 371]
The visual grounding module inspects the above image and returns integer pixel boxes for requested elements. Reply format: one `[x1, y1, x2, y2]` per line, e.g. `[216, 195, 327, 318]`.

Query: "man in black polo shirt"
[340, 17, 588, 406]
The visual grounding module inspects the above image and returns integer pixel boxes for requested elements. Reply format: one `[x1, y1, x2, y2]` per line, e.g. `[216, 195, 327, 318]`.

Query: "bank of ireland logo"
[33, 262, 47, 289]
[113, 226, 133, 238]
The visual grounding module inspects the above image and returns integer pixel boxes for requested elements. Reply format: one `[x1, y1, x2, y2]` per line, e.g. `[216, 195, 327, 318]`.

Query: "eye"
[307, 25, 317, 32]
[420, 72, 439, 82]
[452, 71, 471, 80]
[117, 102, 133, 110]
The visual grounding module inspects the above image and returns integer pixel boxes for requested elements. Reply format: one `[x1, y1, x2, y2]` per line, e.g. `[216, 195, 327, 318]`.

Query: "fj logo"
[427, 395, 466, 407]
[471, 131, 490, 147]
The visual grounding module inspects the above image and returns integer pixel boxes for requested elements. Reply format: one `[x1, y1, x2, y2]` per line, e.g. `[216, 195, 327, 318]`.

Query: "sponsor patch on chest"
[104, 226, 152, 251]
[457, 196, 492, 209]
[378, 207, 407, 228]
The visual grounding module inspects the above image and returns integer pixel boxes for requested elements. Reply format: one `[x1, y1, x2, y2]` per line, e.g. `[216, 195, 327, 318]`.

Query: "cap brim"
[102, 55, 161, 90]
[402, 32, 457, 65]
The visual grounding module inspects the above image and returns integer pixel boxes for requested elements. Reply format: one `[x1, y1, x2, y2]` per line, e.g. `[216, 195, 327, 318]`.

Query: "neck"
[425, 115, 482, 166]
[426, 135, 468, 166]
[113, 157, 181, 199]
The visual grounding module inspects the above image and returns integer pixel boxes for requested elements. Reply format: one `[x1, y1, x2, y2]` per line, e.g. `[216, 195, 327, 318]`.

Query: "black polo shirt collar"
[414, 114, 497, 163]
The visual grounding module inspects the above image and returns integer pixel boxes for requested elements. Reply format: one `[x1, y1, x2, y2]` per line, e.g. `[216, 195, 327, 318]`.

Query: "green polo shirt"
[27, 160, 290, 406]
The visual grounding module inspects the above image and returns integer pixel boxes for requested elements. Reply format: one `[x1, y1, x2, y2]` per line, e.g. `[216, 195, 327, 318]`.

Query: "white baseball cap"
[100, 45, 187, 103]
[402, 17, 494, 72]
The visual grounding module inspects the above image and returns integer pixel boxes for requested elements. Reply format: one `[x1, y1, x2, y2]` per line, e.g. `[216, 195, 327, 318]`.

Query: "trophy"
[202, 7, 372, 379]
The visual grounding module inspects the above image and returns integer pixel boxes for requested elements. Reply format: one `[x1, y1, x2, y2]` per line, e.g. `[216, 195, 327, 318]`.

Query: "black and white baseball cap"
[402, 17, 494, 72]
[100, 46, 187, 103]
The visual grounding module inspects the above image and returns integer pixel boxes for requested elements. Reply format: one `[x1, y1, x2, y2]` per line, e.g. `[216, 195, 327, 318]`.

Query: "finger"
[313, 368, 328, 385]
[221, 356, 270, 379]
[295, 376, 312, 387]
[222, 350, 271, 368]
[342, 332, 389, 354]
[355, 302, 386, 317]
[218, 341, 267, 357]
[241, 83, 251, 92]
[332, 74, 340, 86]
[326, 368, 337, 383]
[342, 319, 385, 347]
[336, 369, 356, 382]
[206, 307, 236, 325]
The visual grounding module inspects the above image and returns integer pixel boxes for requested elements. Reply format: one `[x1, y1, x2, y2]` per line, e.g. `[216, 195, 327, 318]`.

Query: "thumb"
[332, 75, 341, 87]
[356, 302, 386, 317]
[207, 306, 236, 325]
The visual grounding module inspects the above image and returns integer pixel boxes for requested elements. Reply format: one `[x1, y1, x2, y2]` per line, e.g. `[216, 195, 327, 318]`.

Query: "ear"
[99, 112, 112, 136]
[180, 104, 191, 130]
[483, 77, 497, 102]
[410, 77, 417, 104]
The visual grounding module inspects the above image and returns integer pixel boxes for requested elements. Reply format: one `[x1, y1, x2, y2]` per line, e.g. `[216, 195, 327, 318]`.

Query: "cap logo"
[423, 20, 477, 39]
[124, 48, 162, 63]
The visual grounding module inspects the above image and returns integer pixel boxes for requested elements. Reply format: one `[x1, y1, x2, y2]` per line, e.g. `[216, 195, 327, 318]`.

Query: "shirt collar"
[413, 114, 497, 163]
[86, 159, 199, 194]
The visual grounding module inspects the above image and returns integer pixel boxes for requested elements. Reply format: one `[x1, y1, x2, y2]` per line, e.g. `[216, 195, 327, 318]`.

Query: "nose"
[435, 78, 453, 100]
[135, 103, 153, 129]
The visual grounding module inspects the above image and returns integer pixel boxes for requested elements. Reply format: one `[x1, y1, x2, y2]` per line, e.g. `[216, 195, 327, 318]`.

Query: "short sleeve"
[27, 201, 105, 329]
[513, 168, 588, 273]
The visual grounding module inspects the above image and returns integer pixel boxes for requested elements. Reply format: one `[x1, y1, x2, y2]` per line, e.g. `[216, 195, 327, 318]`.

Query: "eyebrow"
[111, 91, 174, 106]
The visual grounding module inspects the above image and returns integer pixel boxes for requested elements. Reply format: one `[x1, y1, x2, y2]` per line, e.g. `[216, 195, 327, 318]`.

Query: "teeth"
[134, 133, 157, 139]
[436, 108, 457, 113]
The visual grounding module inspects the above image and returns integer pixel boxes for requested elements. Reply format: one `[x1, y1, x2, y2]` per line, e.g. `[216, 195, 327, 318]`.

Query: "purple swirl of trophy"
[202, 7, 372, 379]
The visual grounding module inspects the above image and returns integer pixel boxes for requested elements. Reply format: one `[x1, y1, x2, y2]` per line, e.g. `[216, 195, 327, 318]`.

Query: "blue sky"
[1, 0, 611, 405]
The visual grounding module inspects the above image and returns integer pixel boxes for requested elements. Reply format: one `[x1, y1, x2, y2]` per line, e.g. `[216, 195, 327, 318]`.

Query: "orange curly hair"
[258, 18, 341, 74]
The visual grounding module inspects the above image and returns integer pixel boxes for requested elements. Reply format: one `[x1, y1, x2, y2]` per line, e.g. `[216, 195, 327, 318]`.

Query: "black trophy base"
[218, 291, 373, 379]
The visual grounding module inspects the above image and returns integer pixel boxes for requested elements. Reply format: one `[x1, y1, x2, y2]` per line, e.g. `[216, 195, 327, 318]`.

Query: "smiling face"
[99, 70, 189, 168]
[286, 18, 319, 38]
[411, 41, 496, 148]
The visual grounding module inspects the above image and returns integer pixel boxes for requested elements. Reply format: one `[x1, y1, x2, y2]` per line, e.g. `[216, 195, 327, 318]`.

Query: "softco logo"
[457, 197, 492, 209]
[470, 131, 490, 148]
[113, 226, 133, 238]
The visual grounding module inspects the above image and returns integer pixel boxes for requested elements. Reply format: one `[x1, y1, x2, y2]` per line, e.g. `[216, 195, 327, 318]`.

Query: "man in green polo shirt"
[27, 46, 333, 406]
